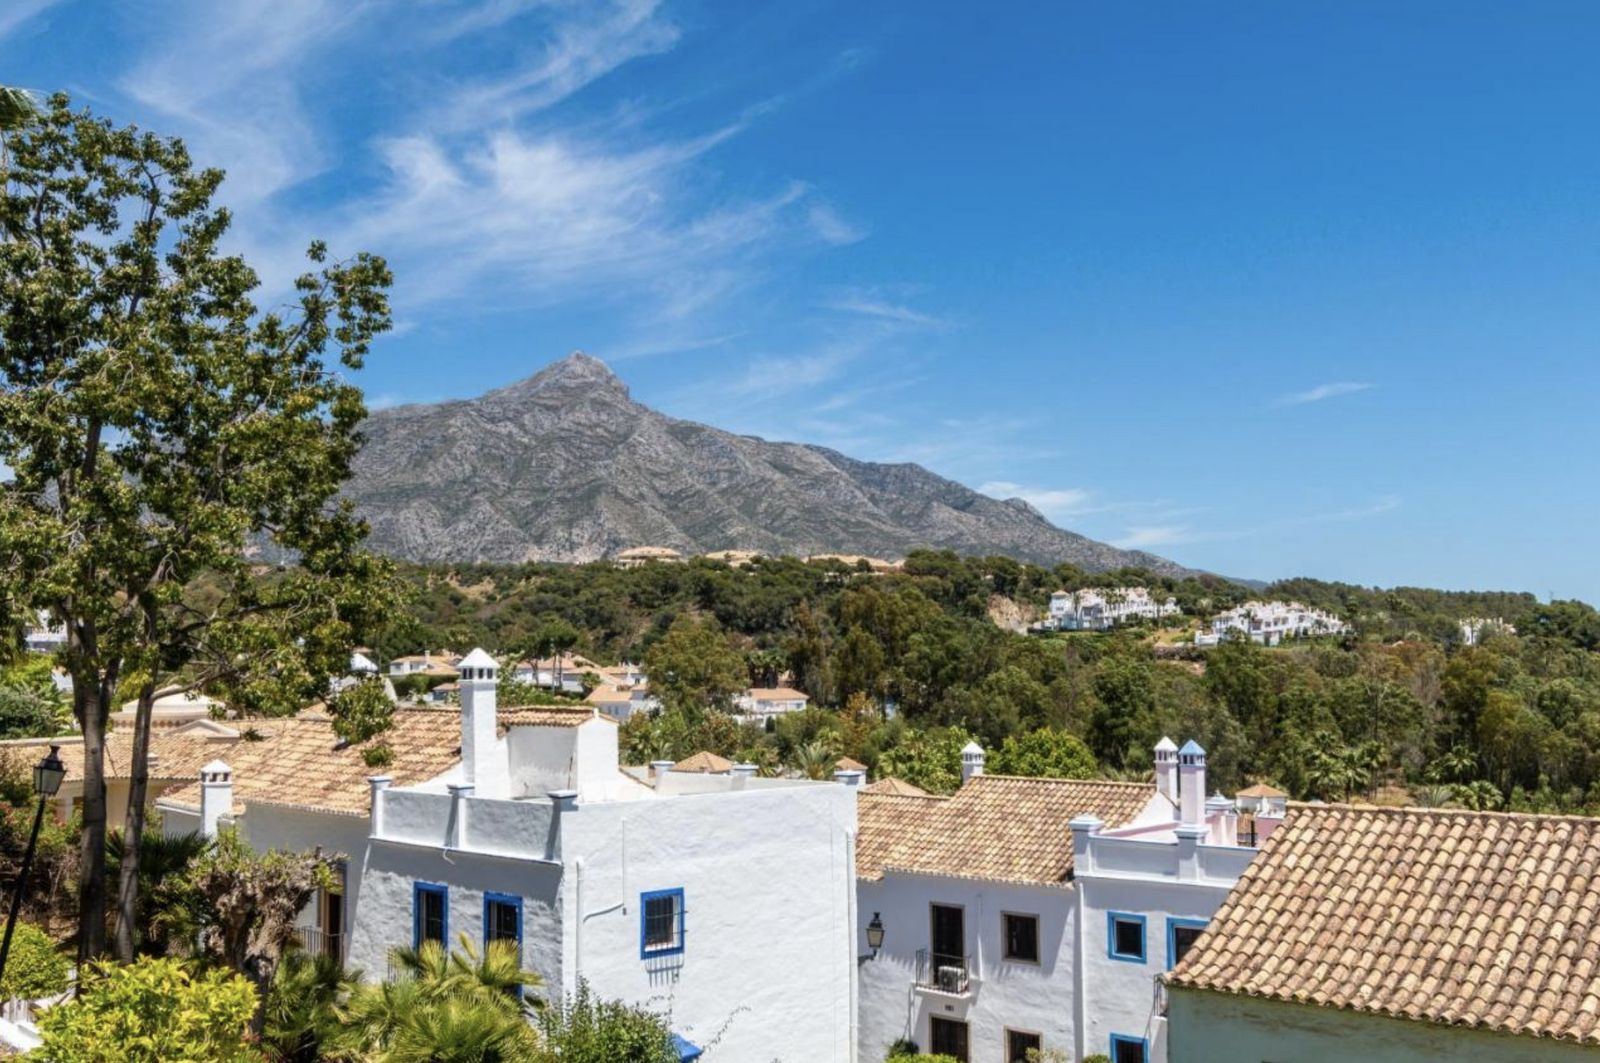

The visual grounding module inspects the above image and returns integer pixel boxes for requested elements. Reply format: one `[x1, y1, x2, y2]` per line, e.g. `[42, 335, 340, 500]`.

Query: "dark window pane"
[418, 889, 445, 945]
[1113, 917, 1143, 959]
[1172, 924, 1204, 966]
[1112, 1038, 1147, 1063]
[644, 894, 679, 951]
[1004, 914, 1039, 962]
[488, 900, 519, 944]
[1006, 1029, 1041, 1062]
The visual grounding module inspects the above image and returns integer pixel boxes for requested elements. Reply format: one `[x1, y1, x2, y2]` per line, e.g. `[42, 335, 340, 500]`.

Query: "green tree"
[172, 832, 342, 1029]
[262, 949, 356, 1063]
[33, 956, 262, 1063]
[104, 827, 207, 957]
[643, 615, 746, 712]
[989, 728, 1097, 779]
[0, 83, 37, 176]
[0, 95, 396, 961]
[876, 727, 975, 794]
[328, 675, 396, 745]
[528, 615, 581, 689]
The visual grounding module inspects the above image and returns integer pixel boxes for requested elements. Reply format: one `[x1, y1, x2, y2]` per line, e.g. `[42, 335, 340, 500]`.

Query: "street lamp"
[0, 746, 67, 985]
[866, 911, 885, 954]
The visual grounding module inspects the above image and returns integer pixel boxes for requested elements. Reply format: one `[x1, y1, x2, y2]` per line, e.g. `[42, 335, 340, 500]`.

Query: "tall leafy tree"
[0, 95, 395, 960]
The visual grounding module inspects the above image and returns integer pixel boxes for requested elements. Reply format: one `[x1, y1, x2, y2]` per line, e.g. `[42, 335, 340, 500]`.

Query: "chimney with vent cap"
[458, 648, 503, 797]
[1178, 740, 1206, 825]
[961, 741, 985, 786]
[1153, 736, 1178, 803]
[200, 760, 232, 839]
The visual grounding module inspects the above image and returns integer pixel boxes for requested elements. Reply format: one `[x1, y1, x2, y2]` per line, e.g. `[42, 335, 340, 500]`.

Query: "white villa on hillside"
[157, 650, 857, 1062]
[1459, 616, 1516, 646]
[1195, 601, 1348, 646]
[1046, 588, 1182, 631]
[387, 651, 461, 679]
[21, 612, 66, 654]
[735, 686, 810, 716]
[855, 738, 1260, 1063]
[510, 654, 602, 694]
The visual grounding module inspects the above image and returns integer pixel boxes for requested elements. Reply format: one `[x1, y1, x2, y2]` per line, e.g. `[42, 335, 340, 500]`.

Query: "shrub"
[0, 921, 67, 999]
[536, 979, 678, 1063]
[33, 956, 262, 1062]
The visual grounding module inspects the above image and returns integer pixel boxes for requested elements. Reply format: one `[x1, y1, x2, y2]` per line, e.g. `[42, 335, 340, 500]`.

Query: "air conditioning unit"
[937, 965, 964, 992]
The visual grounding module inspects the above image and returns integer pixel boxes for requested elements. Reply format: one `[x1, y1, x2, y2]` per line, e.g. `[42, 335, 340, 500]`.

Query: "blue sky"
[6, 1, 1599, 602]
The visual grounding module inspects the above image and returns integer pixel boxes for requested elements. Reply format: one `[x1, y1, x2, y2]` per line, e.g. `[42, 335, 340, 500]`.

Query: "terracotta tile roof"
[1236, 783, 1287, 798]
[862, 776, 927, 797]
[0, 732, 239, 784]
[159, 706, 602, 817]
[857, 774, 1159, 886]
[746, 687, 807, 701]
[1166, 804, 1600, 1046]
[671, 751, 734, 774]
[835, 756, 868, 773]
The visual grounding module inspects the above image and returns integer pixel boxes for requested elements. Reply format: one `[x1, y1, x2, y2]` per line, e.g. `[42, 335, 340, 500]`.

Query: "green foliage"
[990, 728, 1097, 779]
[537, 979, 678, 1063]
[33, 956, 262, 1062]
[643, 615, 746, 712]
[329, 676, 395, 745]
[0, 921, 67, 999]
[332, 935, 540, 1061]
[262, 949, 357, 1063]
[362, 743, 395, 768]
[105, 828, 208, 957]
[0, 658, 67, 738]
[876, 726, 975, 794]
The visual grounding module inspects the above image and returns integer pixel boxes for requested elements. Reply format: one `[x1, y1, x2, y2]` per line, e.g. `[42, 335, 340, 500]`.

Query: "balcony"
[293, 924, 345, 965]
[914, 949, 973, 997]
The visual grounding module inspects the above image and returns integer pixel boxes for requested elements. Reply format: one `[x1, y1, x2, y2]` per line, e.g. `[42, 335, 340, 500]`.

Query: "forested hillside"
[377, 552, 1600, 813]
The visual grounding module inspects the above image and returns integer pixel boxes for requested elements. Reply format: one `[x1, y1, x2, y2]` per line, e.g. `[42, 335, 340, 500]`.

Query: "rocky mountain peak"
[481, 350, 630, 404]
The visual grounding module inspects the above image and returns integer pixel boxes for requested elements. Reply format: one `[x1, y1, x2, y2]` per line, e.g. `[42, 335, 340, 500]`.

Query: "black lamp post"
[866, 911, 885, 955]
[0, 746, 66, 985]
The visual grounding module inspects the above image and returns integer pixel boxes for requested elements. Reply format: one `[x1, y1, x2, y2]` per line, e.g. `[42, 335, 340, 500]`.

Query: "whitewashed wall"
[1078, 873, 1236, 1062]
[857, 873, 1079, 1063]
[1167, 989, 1600, 1063]
[563, 782, 857, 1063]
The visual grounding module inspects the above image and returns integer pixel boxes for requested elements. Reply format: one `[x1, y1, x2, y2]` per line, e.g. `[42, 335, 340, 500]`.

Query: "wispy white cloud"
[1111, 495, 1400, 551]
[1274, 381, 1373, 407]
[821, 291, 946, 327]
[979, 481, 1093, 521]
[806, 202, 867, 246]
[0, 0, 61, 41]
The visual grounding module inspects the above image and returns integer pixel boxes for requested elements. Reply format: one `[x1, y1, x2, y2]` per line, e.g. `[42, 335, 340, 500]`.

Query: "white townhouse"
[855, 739, 1261, 1063]
[159, 650, 859, 1062]
[735, 686, 811, 717]
[1195, 600, 1348, 647]
[1047, 589, 1182, 632]
[511, 654, 602, 694]
[1458, 616, 1516, 646]
[387, 651, 461, 679]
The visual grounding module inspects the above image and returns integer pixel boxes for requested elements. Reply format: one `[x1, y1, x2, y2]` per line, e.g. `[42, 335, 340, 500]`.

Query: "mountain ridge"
[344, 352, 1203, 577]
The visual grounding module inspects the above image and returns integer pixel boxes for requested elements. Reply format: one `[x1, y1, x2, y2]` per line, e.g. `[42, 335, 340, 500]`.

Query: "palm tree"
[792, 739, 835, 780]
[105, 828, 208, 956]
[263, 949, 358, 1063]
[332, 935, 542, 1061]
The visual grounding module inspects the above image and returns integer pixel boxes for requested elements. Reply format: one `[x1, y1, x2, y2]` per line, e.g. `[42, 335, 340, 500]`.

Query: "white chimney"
[732, 762, 758, 779]
[1178, 740, 1206, 825]
[367, 775, 392, 838]
[1153, 736, 1179, 803]
[833, 769, 864, 787]
[457, 648, 502, 797]
[1206, 791, 1237, 846]
[961, 741, 986, 786]
[650, 760, 675, 786]
[199, 759, 233, 839]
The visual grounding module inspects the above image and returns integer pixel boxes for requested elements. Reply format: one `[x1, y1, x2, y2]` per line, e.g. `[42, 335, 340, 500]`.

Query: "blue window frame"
[484, 892, 524, 998]
[640, 888, 685, 959]
[1167, 916, 1209, 970]
[413, 882, 448, 949]
[1106, 911, 1146, 963]
[1109, 1033, 1149, 1063]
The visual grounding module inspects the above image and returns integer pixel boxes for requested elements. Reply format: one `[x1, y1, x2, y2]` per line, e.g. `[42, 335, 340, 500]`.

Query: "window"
[1107, 911, 1146, 963]
[640, 888, 685, 958]
[413, 883, 447, 948]
[929, 1016, 969, 1062]
[1110, 1033, 1148, 1063]
[1002, 912, 1040, 963]
[484, 893, 523, 997]
[1005, 1028, 1041, 1062]
[1167, 916, 1208, 970]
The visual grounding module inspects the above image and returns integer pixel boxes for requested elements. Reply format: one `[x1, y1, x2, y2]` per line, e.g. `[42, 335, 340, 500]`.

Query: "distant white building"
[387, 651, 461, 679]
[1195, 601, 1348, 647]
[159, 651, 858, 1062]
[22, 612, 66, 654]
[1046, 588, 1181, 632]
[735, 686, 810, 716]
[855, 737, 1261, 1063]
[1458, 617, 1516, 646]
[511, 654, 601, 694]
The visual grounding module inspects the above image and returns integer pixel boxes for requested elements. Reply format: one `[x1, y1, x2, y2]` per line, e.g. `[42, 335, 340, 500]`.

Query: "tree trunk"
[75, 673, 113, 962]
[113, 682, 156, 961]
